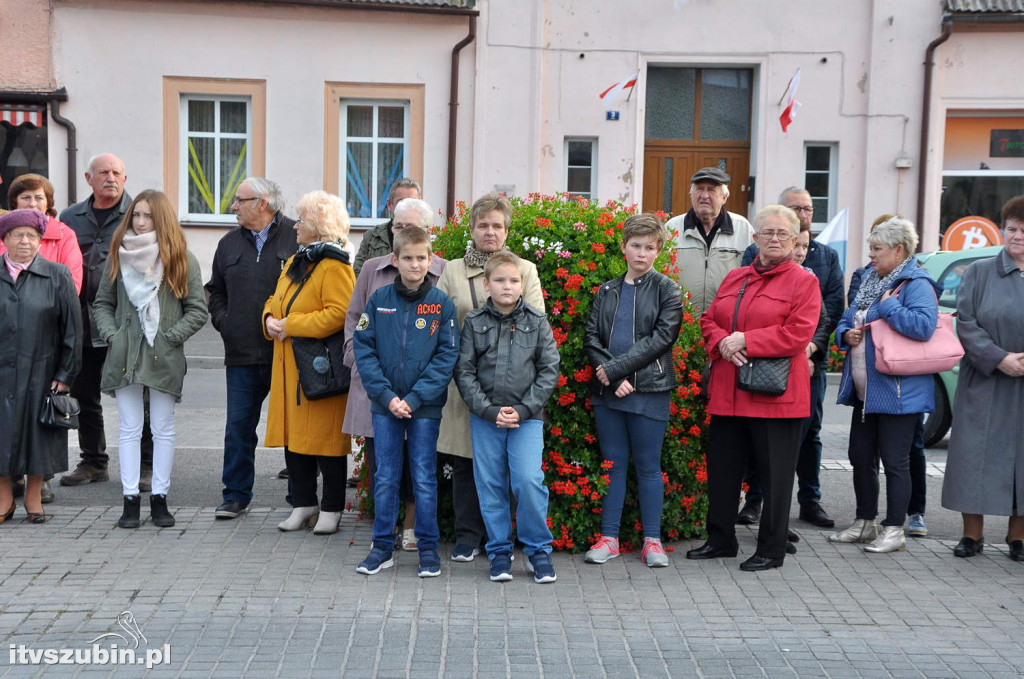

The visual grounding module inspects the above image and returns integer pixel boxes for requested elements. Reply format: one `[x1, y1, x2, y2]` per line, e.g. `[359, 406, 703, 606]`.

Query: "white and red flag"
[599, 72, 638, 108]
[779, 68, 802, 132]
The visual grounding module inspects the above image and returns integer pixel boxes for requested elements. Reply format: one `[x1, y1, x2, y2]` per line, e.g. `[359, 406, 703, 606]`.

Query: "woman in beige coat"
[436, 193, 545, 561]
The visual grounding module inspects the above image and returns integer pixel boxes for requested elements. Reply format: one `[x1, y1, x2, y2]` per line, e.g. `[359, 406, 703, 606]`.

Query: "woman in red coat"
[688, 205, 821, 571]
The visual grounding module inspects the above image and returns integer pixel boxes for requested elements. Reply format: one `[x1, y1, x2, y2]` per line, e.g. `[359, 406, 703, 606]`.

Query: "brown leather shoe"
[59, 463, 110, 486]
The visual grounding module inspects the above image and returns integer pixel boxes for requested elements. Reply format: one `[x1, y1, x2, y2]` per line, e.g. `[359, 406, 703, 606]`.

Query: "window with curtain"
[565, 138, 597, 199]
[804, 143, 838, 228]
[179, 95, 251, 222]
[340, 100, 410, 224]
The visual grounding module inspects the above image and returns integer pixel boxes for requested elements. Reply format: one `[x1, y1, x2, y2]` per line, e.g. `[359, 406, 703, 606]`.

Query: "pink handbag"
[866, 283, 964, 376]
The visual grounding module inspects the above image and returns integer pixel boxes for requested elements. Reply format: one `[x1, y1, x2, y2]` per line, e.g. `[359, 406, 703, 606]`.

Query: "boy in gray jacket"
[454, 252, 560, 583]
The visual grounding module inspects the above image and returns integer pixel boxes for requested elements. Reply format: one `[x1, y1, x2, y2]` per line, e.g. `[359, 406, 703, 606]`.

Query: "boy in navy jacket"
[353, 226, 459, 577]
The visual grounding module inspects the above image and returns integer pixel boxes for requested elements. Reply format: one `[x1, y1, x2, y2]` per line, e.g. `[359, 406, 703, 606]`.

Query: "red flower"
[535, 217, 552, 227]
[574, 365, 593, 383]
[591, 243, 606, 254]
[557, 392, 577, 406]
[557, 375, 568, 388]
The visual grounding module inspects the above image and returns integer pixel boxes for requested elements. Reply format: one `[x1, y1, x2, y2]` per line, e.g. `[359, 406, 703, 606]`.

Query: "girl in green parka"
[93, 190, 207, 529]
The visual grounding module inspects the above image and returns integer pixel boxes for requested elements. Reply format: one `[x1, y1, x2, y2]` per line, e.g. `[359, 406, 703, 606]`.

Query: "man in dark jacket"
[352, 177, 421, 275]
[206, 177, 298, 519]
[738, 187, 845, 529]
[59, 153, 153, 489]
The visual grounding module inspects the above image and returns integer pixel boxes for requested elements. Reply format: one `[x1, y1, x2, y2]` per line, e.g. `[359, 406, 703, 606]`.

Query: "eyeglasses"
[232, 196, 259, 205]
[7, 233, 41, 242]
[787, 205, 814, 214]
[757, 231, 795, 242]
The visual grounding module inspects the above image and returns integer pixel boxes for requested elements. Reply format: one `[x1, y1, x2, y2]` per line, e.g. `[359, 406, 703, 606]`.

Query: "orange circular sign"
[943, 216, 1003, 251]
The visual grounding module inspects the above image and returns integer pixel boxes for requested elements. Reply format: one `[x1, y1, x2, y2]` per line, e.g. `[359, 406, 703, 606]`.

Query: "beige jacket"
[668, 209, 755, 316]
[435, 256, 545, 458]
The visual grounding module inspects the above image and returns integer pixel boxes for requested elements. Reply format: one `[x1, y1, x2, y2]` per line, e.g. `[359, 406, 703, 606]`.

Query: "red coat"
[700, 260, 821, 419]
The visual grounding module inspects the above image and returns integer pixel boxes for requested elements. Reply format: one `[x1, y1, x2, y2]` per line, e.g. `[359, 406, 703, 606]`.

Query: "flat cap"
[0, 209, 47, 240]
[690, 167, 731, 185]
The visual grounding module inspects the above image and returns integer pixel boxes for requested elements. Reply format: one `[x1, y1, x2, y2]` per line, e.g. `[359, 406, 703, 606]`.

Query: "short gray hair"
[388, 178, 422, 203]
[778, 186, 810, 204]
[242, 177, 285, 214]
[689, 182, 730, 201]
[393, 197, 433, 228]
[868, 217, 919, 256]
[753, 205, 800, 235]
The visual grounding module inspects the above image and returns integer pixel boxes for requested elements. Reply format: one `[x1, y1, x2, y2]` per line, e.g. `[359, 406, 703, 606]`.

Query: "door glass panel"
[662, 158, 674, 214]
[645, 68, 695, 140]
[699, 69, 751, 141]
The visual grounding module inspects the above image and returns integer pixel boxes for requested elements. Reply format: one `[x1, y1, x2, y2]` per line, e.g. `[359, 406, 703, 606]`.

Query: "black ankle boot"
[118, 495, 141, 528]
[150, 494, 175, 528]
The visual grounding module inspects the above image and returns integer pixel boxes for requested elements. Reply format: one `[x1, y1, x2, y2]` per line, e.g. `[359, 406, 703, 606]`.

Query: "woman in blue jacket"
[830, 217, 939, 554]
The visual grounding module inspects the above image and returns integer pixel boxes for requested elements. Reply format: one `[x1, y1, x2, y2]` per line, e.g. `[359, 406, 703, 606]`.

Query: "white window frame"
[804, 142, 838, 231]
[564, 137, 598, 199]
[178, 94, 251, 224]
[339, 99, 411, 228]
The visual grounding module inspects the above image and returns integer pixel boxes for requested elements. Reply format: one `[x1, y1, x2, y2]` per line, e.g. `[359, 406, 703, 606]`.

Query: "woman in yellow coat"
[263, 191, 356, 535]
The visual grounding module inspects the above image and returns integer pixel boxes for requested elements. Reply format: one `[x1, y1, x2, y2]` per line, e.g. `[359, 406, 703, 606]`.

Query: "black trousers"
[848, 404, 917, 527]
[707, 415, 803, 560]
[451, 454, 486, 547]
[285, 448, 347, 512]
[71, 345, 152, 469]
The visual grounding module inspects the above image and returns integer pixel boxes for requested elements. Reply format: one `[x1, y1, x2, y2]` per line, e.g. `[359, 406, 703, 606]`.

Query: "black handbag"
[286, 271, 351, 403]
[40, 390, 80, 429]
[730, 277, 791, 397]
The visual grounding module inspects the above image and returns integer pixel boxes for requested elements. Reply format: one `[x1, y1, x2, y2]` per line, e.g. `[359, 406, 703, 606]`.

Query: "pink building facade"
[2, 0, 1022, 277]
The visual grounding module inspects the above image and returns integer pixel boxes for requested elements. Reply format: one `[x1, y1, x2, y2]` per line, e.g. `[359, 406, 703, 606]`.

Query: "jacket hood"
[893, 260, 942, 295]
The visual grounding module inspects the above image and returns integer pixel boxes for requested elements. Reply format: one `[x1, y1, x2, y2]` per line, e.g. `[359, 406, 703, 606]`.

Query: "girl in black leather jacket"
[582, 214, 683, 568]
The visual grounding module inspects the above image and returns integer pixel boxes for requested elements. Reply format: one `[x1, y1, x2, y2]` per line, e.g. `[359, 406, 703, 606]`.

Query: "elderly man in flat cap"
[665, 167, 755, 316]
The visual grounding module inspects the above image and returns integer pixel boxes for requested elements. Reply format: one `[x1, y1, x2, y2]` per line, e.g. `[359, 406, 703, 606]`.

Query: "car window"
[934, 256, 992, 309]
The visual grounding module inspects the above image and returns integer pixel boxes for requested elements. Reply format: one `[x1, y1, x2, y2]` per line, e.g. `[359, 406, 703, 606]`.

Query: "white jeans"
[115, 384, 176, 496]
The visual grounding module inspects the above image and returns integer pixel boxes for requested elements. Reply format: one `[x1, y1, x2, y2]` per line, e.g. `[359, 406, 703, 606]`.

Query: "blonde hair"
[753, 205, 800, 236]
[295, 190, 350, 245]
[621, 213, 667, 249]
[484, 251, 523, 279]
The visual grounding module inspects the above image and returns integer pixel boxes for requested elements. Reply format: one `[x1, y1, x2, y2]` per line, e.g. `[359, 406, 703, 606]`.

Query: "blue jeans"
[593, 406, 666, 538]
[222, 365, 273, 506]
[908, 415, 926, 516]
[370, 414, 440, 553]
[469, 415, 553, 557]
[745, 368, 826, 507]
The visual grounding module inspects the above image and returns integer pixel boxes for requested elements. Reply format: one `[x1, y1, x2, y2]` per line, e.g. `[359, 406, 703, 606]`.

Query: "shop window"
[0, 104, 48, 210]
[565, 138, 597, 199]
[804, 143, 838, 228]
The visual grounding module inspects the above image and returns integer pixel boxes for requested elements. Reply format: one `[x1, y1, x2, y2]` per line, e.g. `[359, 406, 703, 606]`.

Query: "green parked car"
[915, 245, 1003, 446]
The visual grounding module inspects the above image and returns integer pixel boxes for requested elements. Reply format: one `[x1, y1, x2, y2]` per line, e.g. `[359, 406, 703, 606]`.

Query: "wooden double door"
[642, 142, 750, 219]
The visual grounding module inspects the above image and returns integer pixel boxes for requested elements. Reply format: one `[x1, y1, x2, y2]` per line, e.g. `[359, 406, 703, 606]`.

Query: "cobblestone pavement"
[3, 350, 1023, 677]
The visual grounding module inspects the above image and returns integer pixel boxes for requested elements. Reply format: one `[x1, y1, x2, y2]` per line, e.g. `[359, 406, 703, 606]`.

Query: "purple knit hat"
[0, 209, 48, 240]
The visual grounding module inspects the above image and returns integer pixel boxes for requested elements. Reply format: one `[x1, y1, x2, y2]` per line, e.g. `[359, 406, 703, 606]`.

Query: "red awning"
[0, 104, 45, 127]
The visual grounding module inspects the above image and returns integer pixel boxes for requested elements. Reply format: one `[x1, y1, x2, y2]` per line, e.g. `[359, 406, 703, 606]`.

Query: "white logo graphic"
[9, 611, 170, 669]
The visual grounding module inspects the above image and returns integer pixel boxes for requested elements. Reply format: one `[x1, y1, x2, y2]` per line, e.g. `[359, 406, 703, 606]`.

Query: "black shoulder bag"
[286, 266, 351, 403]
[733, 277, 791, 397]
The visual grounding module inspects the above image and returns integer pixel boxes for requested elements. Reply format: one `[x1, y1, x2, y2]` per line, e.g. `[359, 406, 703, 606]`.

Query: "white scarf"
[118, 230, 164, 346]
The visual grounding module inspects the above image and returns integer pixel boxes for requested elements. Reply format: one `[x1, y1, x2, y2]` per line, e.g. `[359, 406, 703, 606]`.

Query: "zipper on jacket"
[450, 319, 456, 347]
[602, 286, 621, 396]
[896, 376, 902, 400]
[398, 299, 410, 394]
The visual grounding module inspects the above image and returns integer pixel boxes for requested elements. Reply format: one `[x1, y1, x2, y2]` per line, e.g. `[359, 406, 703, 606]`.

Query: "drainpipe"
[446, 15, 477, 221]
[0, 88, 76, 203]
[916, 21, 952, 245]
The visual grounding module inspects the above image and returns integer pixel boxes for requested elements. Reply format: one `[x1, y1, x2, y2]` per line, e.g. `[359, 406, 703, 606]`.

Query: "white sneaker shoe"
[278, 506, 319, 532]
[864, 526, 907, 553]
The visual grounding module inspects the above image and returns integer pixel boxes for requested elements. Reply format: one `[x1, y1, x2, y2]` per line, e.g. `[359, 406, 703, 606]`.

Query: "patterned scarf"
[118, 230, 163, 346]
[852, 256, 913, 311]
[464, 243, 510, 269]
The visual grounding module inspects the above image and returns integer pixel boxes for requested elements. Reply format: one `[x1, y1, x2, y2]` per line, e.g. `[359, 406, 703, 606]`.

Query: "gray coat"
[942, 249, 1024, 515]
[93, 252, 208, 402]
[0, 256, 82, 476]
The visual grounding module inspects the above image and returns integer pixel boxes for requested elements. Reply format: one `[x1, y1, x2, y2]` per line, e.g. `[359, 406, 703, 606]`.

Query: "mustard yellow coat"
[263, 256, 355, 457]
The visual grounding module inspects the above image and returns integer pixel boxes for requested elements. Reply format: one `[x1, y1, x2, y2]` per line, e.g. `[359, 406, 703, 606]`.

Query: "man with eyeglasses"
[59, 154, 155, 494]
[737, 187, 845, 529]
[667, 167, 756, 316]
[206, 177, 298, 519]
